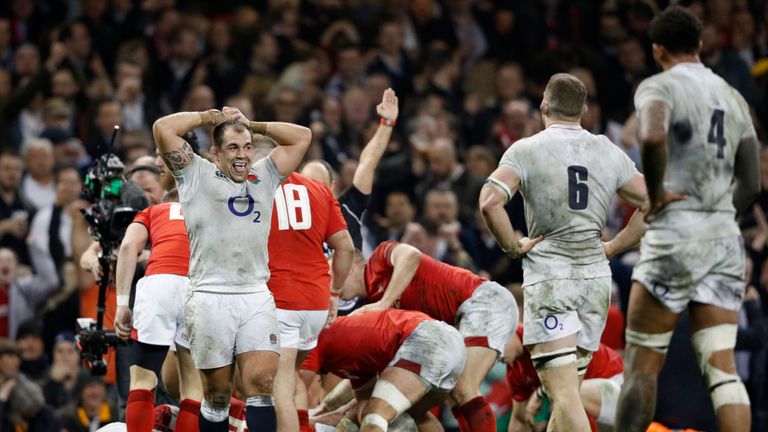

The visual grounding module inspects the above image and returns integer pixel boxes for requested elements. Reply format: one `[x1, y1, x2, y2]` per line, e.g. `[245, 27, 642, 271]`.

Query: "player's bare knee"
[206, 392, 231, 410]
[129, 365, 159, 390]
[449, 382, 476, 406]
[245, 368, 275, 395]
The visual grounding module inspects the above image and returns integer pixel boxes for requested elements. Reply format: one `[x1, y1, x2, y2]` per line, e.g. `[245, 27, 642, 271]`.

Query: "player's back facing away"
[500, 125, 637, 285]
[634, 62, 756, 243]
[268, 172, 347, 310]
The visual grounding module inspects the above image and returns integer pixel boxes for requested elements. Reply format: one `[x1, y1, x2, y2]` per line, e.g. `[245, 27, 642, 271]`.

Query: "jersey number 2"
[568, 166, 589, 210]
[275, 184, 312, 230]
[708, 109, 726, 159]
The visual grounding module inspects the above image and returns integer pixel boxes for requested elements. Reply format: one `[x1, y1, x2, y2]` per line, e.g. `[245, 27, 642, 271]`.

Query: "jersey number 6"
[275, 184, 312, 230]
[567, 165, 589, 210]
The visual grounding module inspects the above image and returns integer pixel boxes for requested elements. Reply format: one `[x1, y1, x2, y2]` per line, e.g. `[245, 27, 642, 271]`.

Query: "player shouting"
[479, 73, 648, 431]
[341, 240, 516, 431]
[152, 108, 310, 431]
[114, 198, 203, 432]
[302, 309, 466, 431]
[616, 7, 760, 432]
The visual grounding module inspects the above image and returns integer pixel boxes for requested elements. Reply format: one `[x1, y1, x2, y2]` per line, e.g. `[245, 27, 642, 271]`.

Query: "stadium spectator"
[15, 321, 47, 383]
[57, 374, 118, 432]
[41, 332, 80, 409]
[0, 152, 30, 264]
[20, 138, 55, 211]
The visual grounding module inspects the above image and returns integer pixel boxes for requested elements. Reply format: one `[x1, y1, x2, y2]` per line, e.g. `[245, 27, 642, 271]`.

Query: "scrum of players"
[103, 5, 760, 432]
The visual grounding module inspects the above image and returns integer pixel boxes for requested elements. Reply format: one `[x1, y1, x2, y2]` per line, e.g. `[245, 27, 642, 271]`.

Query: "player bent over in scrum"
[615, 7, 760, 432]
[343, 241, 517, 431]
[153, 108, 310, 431]
[114, 199, 204, 432]
[302, 309, 466, 431]
[504, 325, 624, 431]
[480, 73, 648, 431]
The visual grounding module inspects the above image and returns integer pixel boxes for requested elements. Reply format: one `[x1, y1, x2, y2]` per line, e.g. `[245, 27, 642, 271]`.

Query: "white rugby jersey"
[500, 125, 638, 286]
[634, 62, 756, 244]
[172, 151, 283, 292]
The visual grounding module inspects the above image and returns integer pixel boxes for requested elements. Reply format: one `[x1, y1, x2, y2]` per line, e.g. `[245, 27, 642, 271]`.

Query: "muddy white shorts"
[185, 290, 280, 369]
[276, 309, 329, 351]
[523, 277, 611, 352]
[389, 320, 466, 391]
[456, 281, 518, 354]
[632, 235, 745, 313]
[132, 274, 190, 349]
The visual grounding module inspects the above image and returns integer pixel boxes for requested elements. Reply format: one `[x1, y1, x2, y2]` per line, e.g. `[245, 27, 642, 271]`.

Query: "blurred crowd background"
[0, 0, 767, 430]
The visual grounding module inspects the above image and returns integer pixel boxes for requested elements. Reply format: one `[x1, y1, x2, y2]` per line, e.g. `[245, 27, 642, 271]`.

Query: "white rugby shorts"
[455, 281, 518, 354]
[523, 277, 611, 352]
[133, 274, 190, 349]
[185, 290, 280, 369]
[632, 235, 745, 313]
[276, 309, 329, 351]
[388, 320, 466, 391]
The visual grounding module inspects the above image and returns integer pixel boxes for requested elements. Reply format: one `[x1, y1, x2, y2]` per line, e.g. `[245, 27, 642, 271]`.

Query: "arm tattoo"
[162, 141, 194, 172]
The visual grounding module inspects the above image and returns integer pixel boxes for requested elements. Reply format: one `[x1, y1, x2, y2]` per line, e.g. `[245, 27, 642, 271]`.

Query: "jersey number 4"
[568, 166, 589, 210]
[708, 109, 726, 159]
[275, 184, 312, 230]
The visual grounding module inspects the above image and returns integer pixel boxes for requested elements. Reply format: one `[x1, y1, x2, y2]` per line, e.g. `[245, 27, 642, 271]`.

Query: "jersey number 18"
[275, 184, 312, 230]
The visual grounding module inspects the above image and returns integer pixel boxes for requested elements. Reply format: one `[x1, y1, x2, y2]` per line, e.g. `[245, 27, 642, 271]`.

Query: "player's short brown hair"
[544, 73, 587, 120]
[212, 120, 252, 148]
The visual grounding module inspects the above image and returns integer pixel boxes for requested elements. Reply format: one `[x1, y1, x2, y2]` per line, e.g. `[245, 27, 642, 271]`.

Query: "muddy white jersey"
[634, 62, 756, 244]
[499, 125, 638, 286]
[172, 151, 283, 292]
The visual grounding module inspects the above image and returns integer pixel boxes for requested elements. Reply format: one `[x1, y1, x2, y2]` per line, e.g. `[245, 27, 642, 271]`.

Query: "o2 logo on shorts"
[653, 284, 670, 300]
[227, 195, 261, 223]
[269, 333, 278, 345]
[544, 314, 564, 331]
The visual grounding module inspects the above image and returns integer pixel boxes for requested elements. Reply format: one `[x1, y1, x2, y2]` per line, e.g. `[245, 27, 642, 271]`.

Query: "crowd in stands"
[0, 0, 767, 430]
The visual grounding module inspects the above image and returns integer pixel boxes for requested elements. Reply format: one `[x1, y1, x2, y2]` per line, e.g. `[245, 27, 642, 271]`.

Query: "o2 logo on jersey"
[543, 314, 564, 331]
[227, 194, 261, 223]
[275, 184, 312, 231]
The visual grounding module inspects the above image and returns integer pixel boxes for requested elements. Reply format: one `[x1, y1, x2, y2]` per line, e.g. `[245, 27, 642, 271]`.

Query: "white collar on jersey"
[547, 123, 583, 131]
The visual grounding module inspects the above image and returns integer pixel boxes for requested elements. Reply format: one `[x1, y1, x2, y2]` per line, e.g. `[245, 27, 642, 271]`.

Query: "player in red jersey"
[505, 325, 623, 431]
[302, 309, 466, 431]
[114, 198, 203, 432]
[267, 169, 354, 432]
[342, 241, 517, 431]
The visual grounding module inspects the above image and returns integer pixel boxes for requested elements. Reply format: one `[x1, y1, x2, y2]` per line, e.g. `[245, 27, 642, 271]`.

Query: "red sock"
[174, 399, 201, 432]
[229, 398, 246, 431]
[459, 396, 496, 432]
[297, 409, 310, 432]
[126, 389, 155, 432]
[451, 405, 471, 432]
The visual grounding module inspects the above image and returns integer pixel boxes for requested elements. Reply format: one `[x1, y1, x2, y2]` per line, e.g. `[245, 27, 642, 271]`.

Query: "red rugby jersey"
[506, 325, 624, 402]
[268, 173, 347, 310]
[132, 202, 190, 277]
[301, 309, 430, 388]
[364, 241, 485, 323]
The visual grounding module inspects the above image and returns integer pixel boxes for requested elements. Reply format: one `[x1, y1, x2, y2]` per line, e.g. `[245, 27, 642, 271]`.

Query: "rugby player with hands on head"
[152, 104, 310, 432]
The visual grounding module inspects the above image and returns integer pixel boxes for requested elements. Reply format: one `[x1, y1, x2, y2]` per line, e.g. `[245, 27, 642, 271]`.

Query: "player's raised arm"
[114, 222, 149, 340]
[152, 110, 231, 172]
[479, 167, 542, 258]
[732, 134, 760, 216]
[638, 100, 674, 214]
[353, 88, 398, 194]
